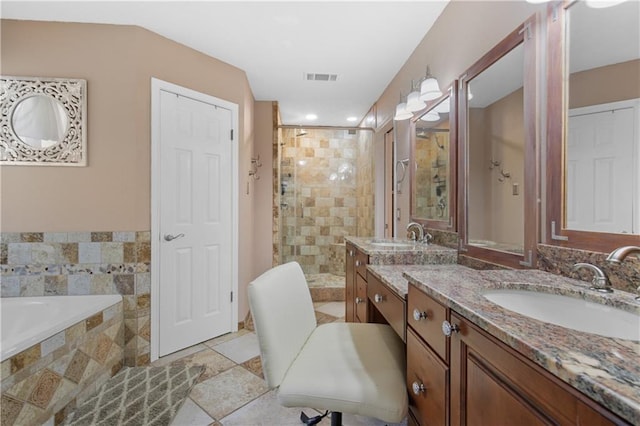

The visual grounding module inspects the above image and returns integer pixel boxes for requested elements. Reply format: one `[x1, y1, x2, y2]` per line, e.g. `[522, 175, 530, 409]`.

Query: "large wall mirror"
[460, 16, 538, 268]
[546, 0, 639, 251]
[410, 83, 457, 230]
[0, 76, 87, 166]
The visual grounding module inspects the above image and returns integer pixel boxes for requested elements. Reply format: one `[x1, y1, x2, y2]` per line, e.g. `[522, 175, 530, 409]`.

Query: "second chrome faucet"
[572, 263, 612, 293]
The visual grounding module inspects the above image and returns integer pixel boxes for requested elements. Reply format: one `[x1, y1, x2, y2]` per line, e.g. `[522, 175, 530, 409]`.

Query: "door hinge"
[230, 129, 234, 140]
[230, 291, 234, 302]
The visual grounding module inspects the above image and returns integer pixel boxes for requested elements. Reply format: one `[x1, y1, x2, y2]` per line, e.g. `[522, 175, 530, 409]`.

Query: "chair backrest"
[248, 261, 317, 388]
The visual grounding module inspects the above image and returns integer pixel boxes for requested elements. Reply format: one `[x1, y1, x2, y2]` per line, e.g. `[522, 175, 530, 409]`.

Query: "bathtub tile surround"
[1, 231, 151, 366]
[0, 301, 123, 426]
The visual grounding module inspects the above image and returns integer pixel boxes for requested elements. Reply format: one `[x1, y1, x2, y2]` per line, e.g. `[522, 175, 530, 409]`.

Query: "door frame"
[150, 78, 239, 362]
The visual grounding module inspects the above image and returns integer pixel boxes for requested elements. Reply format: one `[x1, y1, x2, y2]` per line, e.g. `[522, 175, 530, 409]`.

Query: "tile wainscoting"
[1, 232, 151, 367]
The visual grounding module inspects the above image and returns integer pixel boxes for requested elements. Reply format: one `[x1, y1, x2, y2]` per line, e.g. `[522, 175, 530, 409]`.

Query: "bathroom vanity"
[344, 237, 457, 324]
[345, 242, 639, 426]
[405, 266, 639, 426]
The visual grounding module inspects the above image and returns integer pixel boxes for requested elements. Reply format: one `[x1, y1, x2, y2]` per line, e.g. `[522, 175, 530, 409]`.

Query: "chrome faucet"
[406, 222, 424, 242]
[606, 246, 640, 300]
[606, 246, 640, 264]
[572, 263, 612, 293]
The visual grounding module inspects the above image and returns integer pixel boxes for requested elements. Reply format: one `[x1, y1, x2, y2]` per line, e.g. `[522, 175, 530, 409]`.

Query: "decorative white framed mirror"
[0, 76, 87, 166]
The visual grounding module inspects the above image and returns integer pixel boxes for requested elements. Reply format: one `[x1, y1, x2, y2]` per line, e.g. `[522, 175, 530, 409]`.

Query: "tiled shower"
[277, 128, 374, 288]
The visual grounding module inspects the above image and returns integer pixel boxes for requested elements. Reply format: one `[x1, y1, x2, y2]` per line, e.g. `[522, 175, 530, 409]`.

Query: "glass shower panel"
[279, 128, 372, 278]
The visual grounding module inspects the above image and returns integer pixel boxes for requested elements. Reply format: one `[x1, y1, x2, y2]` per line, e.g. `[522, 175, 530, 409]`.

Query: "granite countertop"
[402, 265, 640, 424]
[366, 264, 427, 299]
[344, 236, 457, 265]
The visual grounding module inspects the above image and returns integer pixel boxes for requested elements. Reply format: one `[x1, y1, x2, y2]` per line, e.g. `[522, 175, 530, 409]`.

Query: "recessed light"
[305, 114, 317, 120]
[347, 116, 358, 122]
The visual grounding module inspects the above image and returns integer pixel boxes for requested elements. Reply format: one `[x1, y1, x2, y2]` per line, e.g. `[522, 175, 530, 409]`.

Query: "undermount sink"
[483, 289, 640, 341]
[370, 241, 415, 248]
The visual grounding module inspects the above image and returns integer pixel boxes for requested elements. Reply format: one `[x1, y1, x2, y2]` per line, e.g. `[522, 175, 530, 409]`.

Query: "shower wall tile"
[276, 128, 373, 276]
[1, 231, 151, 367]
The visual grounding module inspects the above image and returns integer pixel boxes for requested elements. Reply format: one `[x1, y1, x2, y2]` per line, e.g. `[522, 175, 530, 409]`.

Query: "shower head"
[296, 129, 308, 137]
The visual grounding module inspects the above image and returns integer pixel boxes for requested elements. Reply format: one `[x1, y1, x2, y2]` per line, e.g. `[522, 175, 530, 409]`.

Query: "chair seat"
[277, 322, 408, 423]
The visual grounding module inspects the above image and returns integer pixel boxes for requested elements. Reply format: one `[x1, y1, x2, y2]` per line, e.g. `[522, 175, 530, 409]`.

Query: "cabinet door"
[450, 312, 626, 426]
[345, 244, 356, 322]
[355, 272, 368, 323]
[407, 328, 448, 426]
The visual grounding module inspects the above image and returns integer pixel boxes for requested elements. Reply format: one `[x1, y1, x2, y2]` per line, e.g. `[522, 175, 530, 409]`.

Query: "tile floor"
[156, 301, 406, 426]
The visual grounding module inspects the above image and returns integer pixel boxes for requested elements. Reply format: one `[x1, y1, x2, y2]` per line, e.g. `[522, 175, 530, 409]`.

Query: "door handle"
[164, 233, 185, 242]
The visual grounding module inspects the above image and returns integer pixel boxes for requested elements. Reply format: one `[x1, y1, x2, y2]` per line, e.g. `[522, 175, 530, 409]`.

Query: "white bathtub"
[1, 295, 122, 361]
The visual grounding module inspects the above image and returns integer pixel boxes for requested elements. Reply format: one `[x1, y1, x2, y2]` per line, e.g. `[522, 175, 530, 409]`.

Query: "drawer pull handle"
[374, 294, 384, 303]
[355, 297, 364, 304]
[413, 309, 428, 321]
[442, 320, 460, 337]
[349, 250, 355, 257]
[412, 381, 426, 395]
[355, 260, 361, 267]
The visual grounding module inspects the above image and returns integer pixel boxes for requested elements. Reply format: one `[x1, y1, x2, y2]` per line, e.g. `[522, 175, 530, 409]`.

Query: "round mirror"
[11, 95, 69, 149]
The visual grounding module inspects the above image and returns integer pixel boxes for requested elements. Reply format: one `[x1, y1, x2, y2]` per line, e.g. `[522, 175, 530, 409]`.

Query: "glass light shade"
[394, 102, 413, 120]
[433, 99, 450, 114]
[420, 111, 440, 122]
[419, 77, 442, 101]
[585, 0, 628, 7]
[406, 90, 426, 112]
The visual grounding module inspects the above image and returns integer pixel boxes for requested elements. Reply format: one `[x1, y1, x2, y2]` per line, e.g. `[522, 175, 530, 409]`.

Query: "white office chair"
[248, 262, 408, 426]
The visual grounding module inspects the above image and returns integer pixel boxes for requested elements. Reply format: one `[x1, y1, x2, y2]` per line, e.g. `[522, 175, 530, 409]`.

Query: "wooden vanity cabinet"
[449, 312, 629, 426]
[406, 283, 451, 425]
[345, 243, 369, 323]
[407, 283, 630, 426]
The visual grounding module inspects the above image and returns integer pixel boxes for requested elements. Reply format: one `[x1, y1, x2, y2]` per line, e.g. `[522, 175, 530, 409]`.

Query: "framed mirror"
[0, 76, 87, 166]
[410, 82, 457, 230]
[546, 0, 639, 252]
[459, 16, 538, 268]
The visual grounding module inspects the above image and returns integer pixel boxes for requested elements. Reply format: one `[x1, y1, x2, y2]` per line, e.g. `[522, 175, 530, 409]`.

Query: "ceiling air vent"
[305, 73, 338, 82]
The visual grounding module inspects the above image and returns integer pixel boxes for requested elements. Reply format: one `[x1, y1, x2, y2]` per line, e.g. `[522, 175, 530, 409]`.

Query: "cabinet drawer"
[408, 283, 448, 363]
[367, 272, 406, 341]
[407, 328, 448, 426]
[355, 250, 368, 278]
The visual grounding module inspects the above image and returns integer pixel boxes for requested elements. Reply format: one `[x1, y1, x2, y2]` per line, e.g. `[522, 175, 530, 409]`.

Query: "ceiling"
[1, 1, 450, 127]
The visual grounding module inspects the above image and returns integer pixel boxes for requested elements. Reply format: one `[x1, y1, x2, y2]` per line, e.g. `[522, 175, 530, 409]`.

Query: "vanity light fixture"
[419, 66, 442, 102]
[394, 92, 413, 121]
[585, 0, 629, 8]
[420, 111, 441, 122]
[406, 80, 426, 112]
[433, 98, 450, 114]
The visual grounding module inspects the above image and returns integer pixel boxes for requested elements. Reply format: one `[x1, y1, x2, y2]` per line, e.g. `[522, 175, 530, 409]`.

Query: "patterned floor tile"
[314, 301, 346, 318]
[212, 333, 260, 364]
[202, 329, 250, 348]
[170, 398, 214, 426]
[240, 356, 263, 379]
[170, 349, 235, 382]
[219, 389, 316, 425]
[151, 344, 207, 367]
[189, 366, 268, 420]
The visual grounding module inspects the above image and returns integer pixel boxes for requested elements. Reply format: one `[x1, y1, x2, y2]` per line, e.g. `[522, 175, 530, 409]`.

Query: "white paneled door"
[567, 101, 636, 234]
[157, 88, 234, 357]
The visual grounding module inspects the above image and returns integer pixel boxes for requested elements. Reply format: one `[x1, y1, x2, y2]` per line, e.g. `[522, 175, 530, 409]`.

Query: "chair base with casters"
[249, 262, 408, 425]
